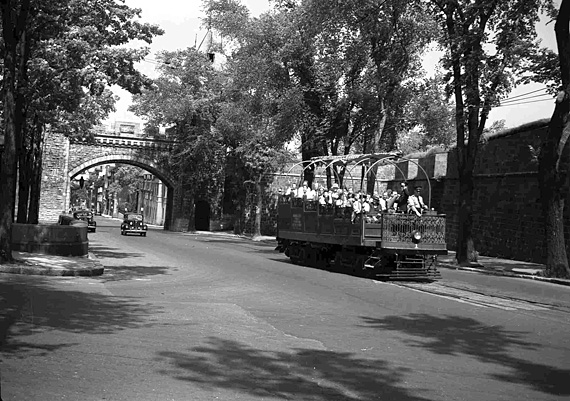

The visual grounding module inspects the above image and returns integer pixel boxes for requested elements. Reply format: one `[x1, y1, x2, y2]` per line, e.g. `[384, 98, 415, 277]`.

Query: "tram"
[275, 153, 447, 280]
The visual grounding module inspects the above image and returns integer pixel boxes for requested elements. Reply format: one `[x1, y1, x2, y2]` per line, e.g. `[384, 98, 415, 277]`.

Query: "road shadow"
[89, 244, 145, 259]
[360, 313, 570, 397]
[186, 236, 279, 256]
[0, 276, 163, 358]
[155, 336, 432, 400]
[95, 264, 173, 282]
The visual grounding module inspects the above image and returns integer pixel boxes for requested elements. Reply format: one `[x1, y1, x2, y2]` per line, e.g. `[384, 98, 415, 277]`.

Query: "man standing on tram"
[408, 185, 429, 217]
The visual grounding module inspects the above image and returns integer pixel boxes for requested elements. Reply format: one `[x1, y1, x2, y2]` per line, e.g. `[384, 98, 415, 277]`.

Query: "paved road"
[1, 216, 569, 400]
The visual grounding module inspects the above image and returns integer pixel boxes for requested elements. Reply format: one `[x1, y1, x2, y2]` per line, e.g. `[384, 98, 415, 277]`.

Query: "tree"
[0, 0, 162, 263]
[130, 48, 225, 231]
[536, 0, 570, 278]
[428, 0, 555, 264]
[0, 0, 31, 263]
[205, 0, 438, 191]
[16, 0, 161, 224]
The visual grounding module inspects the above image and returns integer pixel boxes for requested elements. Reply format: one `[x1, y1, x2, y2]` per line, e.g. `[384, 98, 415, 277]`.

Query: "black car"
[73, 210, 97, 232]
[121, 213, 148, 236]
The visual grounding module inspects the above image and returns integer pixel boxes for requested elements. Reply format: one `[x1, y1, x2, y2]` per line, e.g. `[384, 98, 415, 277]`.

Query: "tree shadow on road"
[155, 336, 432, 400]
[89, 244, 145, 259]
[360, 314, 570, 397]
[0, 276, 163, 358]
[95, 264, 173, 282]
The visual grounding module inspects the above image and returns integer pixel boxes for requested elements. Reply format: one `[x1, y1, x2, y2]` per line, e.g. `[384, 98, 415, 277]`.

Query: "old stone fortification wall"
[256, 119, 565, 264]
[40, 131, 70, 222]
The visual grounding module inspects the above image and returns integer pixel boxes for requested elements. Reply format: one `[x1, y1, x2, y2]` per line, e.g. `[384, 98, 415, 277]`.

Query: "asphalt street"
[1, 216, 569, 401]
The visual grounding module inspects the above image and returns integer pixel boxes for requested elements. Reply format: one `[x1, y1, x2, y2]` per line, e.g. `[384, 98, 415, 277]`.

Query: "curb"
[438, 263, 570, 287]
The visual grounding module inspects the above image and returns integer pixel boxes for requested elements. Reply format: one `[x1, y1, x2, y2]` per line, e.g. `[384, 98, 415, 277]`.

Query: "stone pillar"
[156, 181, 165, 225]
[39, 131, 70, 223]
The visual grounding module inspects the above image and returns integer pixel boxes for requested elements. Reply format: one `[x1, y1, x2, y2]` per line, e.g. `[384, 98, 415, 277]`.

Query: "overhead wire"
[500, 87, 549, 101]
[494, 97, 553, 108]
[499, 93, 552, 104]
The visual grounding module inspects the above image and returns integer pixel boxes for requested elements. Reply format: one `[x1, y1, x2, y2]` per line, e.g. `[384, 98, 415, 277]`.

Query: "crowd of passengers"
[279, 180, 429, 223]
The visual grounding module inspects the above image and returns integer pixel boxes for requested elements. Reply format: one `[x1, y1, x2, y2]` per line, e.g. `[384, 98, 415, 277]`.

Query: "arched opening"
[67, 156, 175, 229]
[195, 200, 210, 231]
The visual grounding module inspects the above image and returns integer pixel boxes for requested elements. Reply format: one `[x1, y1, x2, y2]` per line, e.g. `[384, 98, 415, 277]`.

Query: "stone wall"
[39, 131, 183, 228]
[256, 119, 567, 264]
[39, 131, 70, 222]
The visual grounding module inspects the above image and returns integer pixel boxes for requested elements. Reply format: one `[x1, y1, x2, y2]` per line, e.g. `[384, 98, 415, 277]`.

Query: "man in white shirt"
[408, 186, 428, 217]
[296, 181, 309, 198]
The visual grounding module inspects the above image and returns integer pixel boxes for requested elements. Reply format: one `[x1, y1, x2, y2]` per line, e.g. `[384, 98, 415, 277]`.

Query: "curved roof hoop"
[321, 159, 355, 188]
[285, 160, 308, 176]
[368, 155, 433, 208]
[403, 157, 432, 208]
[321, 160, 343, 186]
[346, 157, 374, 192]
[365, 155, 405, 194]
[297, 159, 325, 187]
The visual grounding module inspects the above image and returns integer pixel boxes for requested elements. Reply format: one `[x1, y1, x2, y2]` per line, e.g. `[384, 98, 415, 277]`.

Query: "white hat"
[332, 183, 339, 188]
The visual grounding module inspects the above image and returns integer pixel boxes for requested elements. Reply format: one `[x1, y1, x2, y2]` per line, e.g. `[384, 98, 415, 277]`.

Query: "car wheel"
[143, 232, 147, 237]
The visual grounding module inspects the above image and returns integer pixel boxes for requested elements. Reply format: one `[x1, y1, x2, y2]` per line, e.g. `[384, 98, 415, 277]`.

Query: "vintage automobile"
[121, 213, 148, 236]
[73, 210, 97, 232]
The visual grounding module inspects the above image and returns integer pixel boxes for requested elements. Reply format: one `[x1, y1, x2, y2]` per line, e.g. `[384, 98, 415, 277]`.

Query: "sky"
[106, 0, 556, 129]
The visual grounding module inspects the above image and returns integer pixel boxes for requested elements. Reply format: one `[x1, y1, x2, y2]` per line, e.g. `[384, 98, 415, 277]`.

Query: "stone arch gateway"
[39, 131, 186, 230]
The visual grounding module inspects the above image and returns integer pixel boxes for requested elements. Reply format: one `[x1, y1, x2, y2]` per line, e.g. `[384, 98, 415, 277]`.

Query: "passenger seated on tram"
[318, 189, 327, 206]
[386, 188, 399, 212]
[351, 194, 362, 223]
[284, 182, 295, 198]
[362, 194, 372, 214]
[335, 191, 345, 207]
[330, 183, 340, 201]
[379, 192, 388, 212]
[408, 185, 428, 217]
[296, 181, 310, 198]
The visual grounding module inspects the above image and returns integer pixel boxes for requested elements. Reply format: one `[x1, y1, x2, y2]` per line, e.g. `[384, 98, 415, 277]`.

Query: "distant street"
[1, 215, 569, 401]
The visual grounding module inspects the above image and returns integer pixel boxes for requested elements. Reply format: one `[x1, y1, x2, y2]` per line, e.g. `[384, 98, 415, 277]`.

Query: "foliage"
[130, 47, 226, 229]
[402, 75, 456, 150]
[110, 165, 145, 195]
[0, 0, 163, 262]
[427, 0, 556, 264]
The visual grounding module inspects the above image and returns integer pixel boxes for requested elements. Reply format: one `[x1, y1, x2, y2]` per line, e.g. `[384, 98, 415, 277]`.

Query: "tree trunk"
[28, 139, 42, 224]
[0, 1, 19, 263]
[253, 178, 263, 238]
[542, 189, 569, 277]
[456, 169, 477, 265]
[186, 188, 196, 232]
[539, 89, 570, 278]
[537, 0, 570, 278]
[16, 145, 30, 223]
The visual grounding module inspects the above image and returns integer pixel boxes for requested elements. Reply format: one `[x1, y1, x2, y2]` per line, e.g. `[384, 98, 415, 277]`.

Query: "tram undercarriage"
[278, 239, 442, 281]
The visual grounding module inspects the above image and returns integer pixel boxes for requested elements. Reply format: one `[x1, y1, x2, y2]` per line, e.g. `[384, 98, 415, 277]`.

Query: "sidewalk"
[1, 232, 569, 286]
[0, 251, 104, 277]
[438, 251, 570, 286]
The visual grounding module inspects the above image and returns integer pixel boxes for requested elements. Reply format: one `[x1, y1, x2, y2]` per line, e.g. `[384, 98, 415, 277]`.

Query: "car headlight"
[143, 225, 148, 230]
[412, 230, 422, 243]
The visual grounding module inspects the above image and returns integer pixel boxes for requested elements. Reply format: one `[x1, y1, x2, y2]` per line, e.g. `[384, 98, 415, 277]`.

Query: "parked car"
[73, 210, 96, 232]
[121, 213, 148, 236]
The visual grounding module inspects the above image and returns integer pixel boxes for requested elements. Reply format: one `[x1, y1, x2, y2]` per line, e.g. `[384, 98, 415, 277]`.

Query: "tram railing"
[278, 195, 446, 247]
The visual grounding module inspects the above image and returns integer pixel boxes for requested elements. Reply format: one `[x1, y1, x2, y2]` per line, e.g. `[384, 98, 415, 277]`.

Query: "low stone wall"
[11, 223, 88, 256]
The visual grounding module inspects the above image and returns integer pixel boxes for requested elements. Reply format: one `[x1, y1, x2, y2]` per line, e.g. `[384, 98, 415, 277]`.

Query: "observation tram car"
[275, 153, 448, 280]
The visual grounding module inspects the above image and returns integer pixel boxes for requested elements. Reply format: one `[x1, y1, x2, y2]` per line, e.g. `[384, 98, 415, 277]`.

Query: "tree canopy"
[0, 0, 163, 262]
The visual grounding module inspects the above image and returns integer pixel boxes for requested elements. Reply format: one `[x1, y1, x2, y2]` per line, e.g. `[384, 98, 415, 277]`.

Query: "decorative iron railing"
[380, 214, 446, 244]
